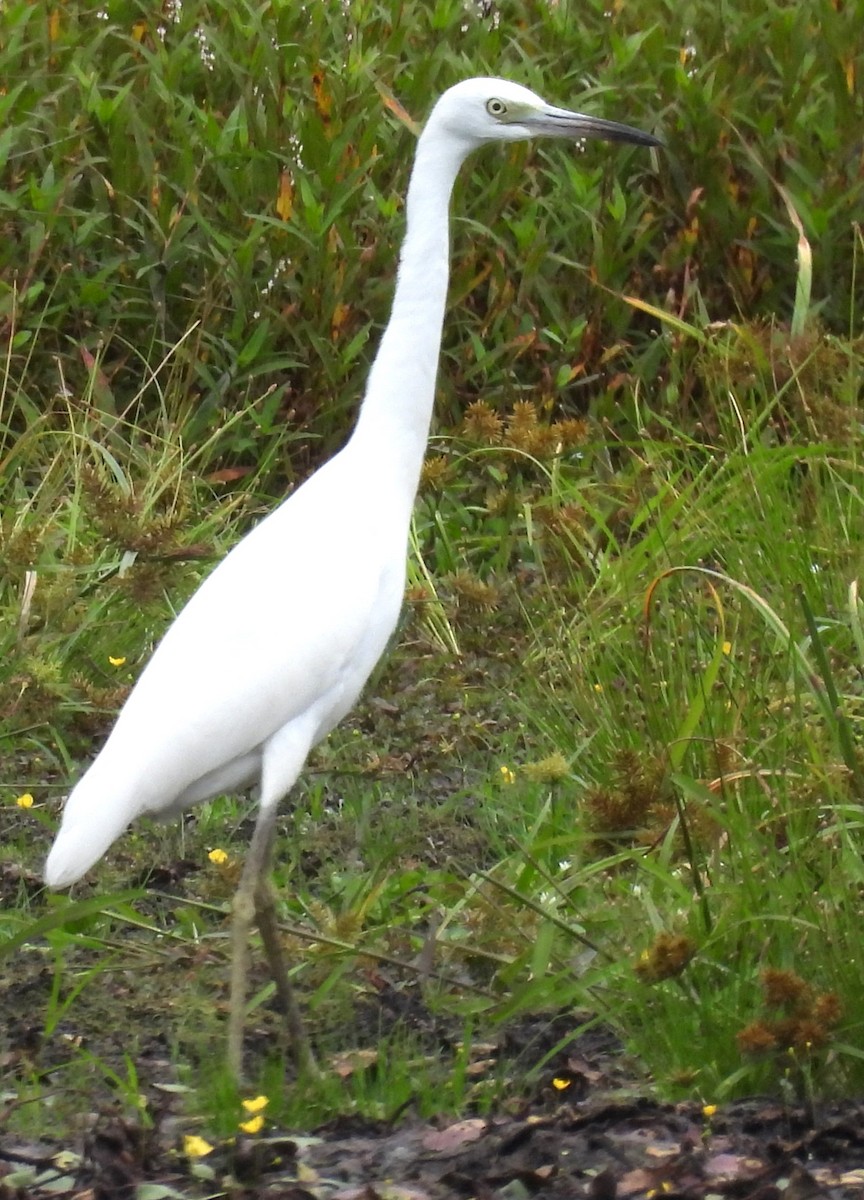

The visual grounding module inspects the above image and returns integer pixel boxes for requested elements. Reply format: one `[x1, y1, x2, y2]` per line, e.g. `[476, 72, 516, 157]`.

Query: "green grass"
[2, 0, 864, 1147]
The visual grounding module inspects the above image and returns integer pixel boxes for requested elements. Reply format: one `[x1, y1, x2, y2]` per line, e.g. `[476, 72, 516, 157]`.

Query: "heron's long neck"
[349, 128, 467, 505]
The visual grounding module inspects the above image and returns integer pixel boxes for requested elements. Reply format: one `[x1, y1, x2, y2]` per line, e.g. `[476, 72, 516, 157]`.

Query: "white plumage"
[45, 452, 409, 884]
[45, 78, 658, 1075]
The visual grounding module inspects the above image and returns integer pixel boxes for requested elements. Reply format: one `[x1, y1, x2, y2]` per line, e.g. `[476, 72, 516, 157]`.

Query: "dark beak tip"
[615, 128, 663, 149]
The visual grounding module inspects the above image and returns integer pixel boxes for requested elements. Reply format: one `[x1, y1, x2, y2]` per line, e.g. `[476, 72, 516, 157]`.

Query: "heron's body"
[45, 445, 410, 886]
[44, 77, 658, 1074]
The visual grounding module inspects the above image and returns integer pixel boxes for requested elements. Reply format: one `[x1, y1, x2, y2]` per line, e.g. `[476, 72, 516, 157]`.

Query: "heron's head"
[427, 77, 660, 153]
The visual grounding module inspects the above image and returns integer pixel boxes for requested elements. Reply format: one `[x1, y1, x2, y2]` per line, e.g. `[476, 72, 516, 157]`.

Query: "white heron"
[44, 77, 658, 1078]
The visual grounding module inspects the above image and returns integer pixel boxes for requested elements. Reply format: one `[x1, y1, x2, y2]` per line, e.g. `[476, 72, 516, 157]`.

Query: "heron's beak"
[530, 105, 661, 148]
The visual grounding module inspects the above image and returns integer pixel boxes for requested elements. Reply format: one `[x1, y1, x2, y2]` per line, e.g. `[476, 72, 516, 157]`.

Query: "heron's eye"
[486, 98, 508, 117]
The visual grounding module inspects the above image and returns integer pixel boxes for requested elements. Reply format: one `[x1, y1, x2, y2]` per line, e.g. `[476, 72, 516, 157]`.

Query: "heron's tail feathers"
[44, 775, 136, 888]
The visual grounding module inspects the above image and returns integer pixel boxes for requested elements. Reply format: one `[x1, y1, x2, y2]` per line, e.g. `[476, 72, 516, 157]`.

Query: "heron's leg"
[228, 722, 318, 1079]
[254, 877, 319, 1077]
[227, 800, 279, 1080]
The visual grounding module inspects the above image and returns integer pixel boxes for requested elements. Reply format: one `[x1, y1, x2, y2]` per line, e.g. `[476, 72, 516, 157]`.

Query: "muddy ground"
[3, 1010, 864, 1199]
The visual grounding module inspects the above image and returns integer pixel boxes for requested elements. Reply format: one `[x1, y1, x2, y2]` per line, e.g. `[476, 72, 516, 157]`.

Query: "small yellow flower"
[108, 655, 127, 667]
[239, 1114, 265, 1134]
[702, 1104, 717, 1117]
[183, 1134, 214, 1157]
[15, 793, 34, 809]
[241, 1095, 269, 1114]
[551, 1076, 571, 1091]
[721, 641, 732, 655]
[593, 683, 603, 692]
[499, 765, 515, 785]
[208, 848, 229, 865]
